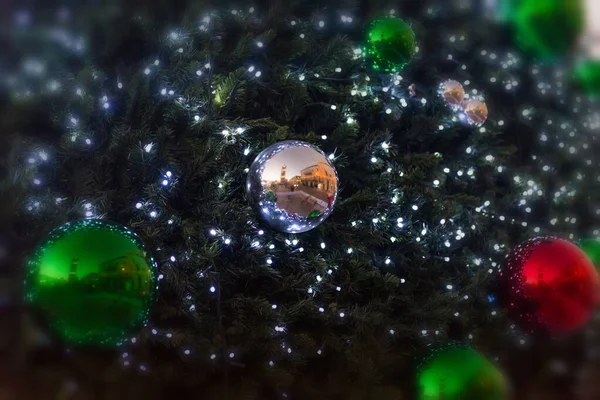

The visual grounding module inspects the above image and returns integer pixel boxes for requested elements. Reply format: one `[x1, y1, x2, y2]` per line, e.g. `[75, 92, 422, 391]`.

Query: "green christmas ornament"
[25, 219, 156, 346]
[417, 345, 508, 400]
[578, 238, 600, 268]
[504, 0, 584, 60]
[573, 59, 600, 99]
[364, 16, 416, 72]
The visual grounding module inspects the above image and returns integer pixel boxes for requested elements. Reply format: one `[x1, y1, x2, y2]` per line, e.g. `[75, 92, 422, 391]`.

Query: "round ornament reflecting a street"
[461, 98, 488, 127]
[25, 219, 156, 346]
[246, 140, 338, 233]
[439, 79, 465, 109]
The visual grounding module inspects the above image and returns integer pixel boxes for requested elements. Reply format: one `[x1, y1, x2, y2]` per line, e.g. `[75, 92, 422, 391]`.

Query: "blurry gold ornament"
[439, 80, 465, 108]
[462, 98, 488, 127]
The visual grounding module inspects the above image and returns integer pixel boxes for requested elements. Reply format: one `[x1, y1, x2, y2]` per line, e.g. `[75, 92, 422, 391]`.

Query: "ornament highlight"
[246, 140, 338, 233]
[461, 98, 488, 127]
[417, 344, 508, 400]
[439, 80, 465, 109]
[364, 16, 416, 73]
[25, 220, 156, 346]
[505, 0, 584, 60]
[497, 237, 599, 334]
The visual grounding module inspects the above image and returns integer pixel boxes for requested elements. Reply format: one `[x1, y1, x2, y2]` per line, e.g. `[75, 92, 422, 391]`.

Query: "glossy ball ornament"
[25, 220, 156, 346]
[438, 80, 465, 109]
[504, 0, 584, 60]
[246, 140, 338, 233]
[497, 237, 600, 334]
[461, 98, 488, 127]
[417, 344, 508, 400]
[578, 238, 600, 269]
[573, 59, 600, 100]
[364, 16, 416, 73]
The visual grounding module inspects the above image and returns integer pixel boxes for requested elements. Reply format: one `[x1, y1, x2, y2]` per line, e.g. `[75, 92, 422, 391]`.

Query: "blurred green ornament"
[417, 344, 508, 400]
[25, 220, 156, 346]
[578, 238, 600, 267]
[504, 0, 583, 60]
[573, 59, 600, 99]
[364, 16, 416, 72]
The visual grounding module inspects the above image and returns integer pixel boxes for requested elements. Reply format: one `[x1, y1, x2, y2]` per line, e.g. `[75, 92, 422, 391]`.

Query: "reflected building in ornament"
[97, 252, 152, 293]
[280, 165, 287, 184]
[288, 175, 302, 186]
[301, 161, 336, 193]
[68, 257, 79, 283]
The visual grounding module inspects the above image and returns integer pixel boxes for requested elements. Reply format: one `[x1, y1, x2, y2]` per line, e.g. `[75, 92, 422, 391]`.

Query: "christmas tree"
[1, 1, 600, 398]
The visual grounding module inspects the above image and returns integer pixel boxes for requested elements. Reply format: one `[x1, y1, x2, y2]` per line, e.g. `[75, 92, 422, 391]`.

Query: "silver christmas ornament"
[246, 140, 338, 233]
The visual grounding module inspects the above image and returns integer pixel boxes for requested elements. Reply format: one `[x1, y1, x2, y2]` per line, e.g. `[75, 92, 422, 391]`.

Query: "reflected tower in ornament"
[68, 257, 79, 284]
[280, 165, 287, 184]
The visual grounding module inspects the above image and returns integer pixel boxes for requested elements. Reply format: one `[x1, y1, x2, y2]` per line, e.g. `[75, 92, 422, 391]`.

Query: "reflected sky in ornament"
[262, 146, 328, 182]
[38, 226, 146, 281]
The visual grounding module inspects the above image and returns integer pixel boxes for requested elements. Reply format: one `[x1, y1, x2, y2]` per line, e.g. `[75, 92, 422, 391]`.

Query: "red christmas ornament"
[498, 237, 600, 335]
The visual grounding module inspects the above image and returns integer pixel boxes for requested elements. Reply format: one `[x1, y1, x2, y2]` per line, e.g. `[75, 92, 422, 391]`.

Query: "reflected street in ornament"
[247, 141, 338, 233]
[25, 220, 156, 346]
